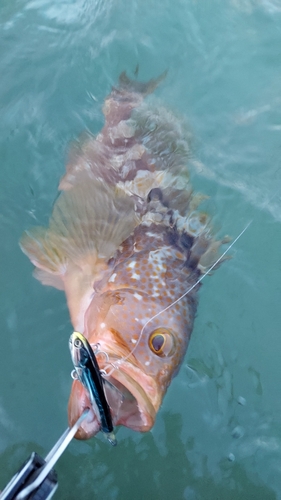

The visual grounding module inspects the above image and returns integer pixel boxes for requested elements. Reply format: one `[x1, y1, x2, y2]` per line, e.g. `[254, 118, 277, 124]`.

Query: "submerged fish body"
[20, 73, 223, 439]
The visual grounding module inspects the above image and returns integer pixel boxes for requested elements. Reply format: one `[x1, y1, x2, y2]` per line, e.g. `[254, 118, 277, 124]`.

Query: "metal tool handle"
[0, 409, 89, 500]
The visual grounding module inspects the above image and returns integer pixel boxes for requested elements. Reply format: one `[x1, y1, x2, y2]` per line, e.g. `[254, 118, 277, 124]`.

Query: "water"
[0, 0, 281, 498]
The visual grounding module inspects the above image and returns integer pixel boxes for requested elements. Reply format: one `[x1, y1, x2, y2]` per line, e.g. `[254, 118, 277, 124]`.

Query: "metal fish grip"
[0, 452, 57, 500]
[0, 410, 89, 500]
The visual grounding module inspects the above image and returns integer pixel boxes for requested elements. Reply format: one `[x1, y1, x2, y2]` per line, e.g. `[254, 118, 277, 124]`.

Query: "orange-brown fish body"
[21, 73, 222, 439]
[72, 225, 200, 435]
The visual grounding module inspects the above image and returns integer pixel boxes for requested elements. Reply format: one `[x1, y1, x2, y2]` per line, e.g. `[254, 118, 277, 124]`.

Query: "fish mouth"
[68, 359, 158, 440]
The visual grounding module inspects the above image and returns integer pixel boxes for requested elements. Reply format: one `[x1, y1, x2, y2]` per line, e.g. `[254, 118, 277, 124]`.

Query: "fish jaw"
[68, 358, 159, 440]
[105, 359, 158, 430]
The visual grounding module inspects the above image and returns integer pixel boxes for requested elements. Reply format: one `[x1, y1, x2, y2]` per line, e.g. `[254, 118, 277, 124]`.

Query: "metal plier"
[0, 409, 88, 500]
[0, 332, 116, 499]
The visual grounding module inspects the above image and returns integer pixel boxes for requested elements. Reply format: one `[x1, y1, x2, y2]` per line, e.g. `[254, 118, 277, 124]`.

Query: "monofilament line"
[103, 220, 252, 376]
[126, 221, 251, 360]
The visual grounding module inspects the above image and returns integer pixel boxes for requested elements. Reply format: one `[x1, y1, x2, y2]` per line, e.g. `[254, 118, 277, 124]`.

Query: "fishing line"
[103, 219, 252, 376]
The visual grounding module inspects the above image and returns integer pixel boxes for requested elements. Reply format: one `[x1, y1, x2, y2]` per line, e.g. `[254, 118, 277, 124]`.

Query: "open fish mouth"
[68, 360, 158, 440]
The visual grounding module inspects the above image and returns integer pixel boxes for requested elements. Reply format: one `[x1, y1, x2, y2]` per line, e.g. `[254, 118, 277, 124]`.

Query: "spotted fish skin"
[20, 73, 224, 439]
[85, 222, 199, 392]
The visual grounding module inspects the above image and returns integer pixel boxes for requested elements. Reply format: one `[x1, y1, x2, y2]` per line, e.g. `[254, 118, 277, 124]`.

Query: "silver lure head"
[69, 332, 89, 369]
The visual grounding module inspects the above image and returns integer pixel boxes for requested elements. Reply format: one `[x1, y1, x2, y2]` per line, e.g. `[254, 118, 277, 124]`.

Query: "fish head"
[68, 277, 196, 439]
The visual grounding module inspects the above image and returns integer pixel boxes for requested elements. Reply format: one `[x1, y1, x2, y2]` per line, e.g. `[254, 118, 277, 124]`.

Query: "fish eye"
[149, 328, 175, 357]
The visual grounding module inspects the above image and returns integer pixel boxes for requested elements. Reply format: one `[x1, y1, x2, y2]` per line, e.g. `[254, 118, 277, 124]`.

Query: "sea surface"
[0, 1, 281, 498]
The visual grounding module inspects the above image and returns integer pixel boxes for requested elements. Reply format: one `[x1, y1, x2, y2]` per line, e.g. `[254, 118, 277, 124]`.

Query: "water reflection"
[1, 0, 281, 498]
[2, 411, 276, 499]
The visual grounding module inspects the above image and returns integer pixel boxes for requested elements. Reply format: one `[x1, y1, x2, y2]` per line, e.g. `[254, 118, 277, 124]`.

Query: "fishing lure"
[69, 332, 117, 446]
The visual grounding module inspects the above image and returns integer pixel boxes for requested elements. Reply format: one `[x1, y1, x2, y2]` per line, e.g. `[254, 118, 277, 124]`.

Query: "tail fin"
[118, 70, 167, 96]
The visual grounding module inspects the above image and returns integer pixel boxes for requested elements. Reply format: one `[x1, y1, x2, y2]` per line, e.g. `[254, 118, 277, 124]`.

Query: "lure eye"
[149, 328, 175, 357]
[74, 338, 82, 348]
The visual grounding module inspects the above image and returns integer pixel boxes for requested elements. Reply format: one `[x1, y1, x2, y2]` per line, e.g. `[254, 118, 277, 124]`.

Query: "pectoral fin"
[20, 179, 139, 328]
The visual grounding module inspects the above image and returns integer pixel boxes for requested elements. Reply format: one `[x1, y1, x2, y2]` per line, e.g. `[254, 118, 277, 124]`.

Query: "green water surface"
[0, 0, 281, 498]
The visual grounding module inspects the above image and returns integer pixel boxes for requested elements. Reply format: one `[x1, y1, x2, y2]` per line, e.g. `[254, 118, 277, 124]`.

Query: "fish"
[20, 72, 226, 440]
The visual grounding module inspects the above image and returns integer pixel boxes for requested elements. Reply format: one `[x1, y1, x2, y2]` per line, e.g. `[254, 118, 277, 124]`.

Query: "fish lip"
[100, 355, 159, 431]
[109, 363, 157, 431]
[68, 379, 101, 440]
[68, 359, 159, 439]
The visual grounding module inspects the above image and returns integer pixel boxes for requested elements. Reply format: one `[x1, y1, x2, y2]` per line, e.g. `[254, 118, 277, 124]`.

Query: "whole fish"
[20, 73, 224, 439]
